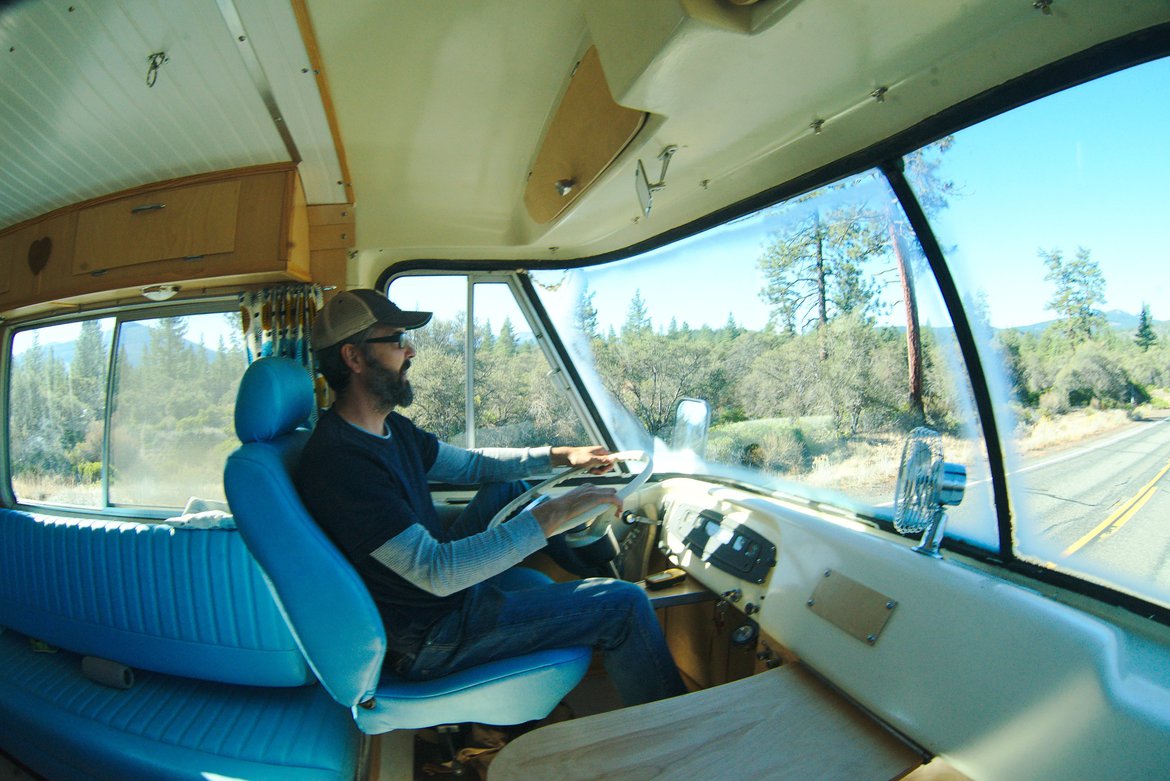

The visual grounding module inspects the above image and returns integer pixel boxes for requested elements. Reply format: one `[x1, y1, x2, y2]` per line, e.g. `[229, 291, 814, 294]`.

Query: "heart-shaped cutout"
[27, 236, 52, 275]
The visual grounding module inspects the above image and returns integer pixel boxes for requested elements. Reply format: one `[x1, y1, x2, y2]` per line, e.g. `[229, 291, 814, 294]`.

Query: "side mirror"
[672, 398, 711, 457]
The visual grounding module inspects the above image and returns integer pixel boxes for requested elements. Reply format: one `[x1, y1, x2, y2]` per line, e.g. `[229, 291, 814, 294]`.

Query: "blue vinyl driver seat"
[224, 357, 591, 733]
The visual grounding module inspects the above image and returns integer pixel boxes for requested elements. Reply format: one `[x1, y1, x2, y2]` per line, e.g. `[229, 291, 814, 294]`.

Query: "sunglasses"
[363, 332, 415, 349]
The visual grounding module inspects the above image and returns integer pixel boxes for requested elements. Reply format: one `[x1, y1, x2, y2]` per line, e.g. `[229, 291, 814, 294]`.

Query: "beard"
[365, 353, 414, 409]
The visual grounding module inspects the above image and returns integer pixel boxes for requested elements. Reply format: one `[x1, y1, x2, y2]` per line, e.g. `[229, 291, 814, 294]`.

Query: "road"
[1006, 416, 1170, 604]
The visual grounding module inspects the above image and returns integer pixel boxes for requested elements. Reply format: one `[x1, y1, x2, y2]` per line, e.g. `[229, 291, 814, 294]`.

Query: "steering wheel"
[486, 451, 653, 548]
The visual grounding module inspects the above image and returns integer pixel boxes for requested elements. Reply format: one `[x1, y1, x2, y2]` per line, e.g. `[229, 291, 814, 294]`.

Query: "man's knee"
[580, 578, 653, 613]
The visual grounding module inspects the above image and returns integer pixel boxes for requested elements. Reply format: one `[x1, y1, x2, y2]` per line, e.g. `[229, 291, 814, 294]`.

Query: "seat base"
[356, 645, 592, 733]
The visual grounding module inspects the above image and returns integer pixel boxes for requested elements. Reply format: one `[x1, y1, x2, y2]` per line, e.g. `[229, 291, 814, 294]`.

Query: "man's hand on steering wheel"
[530, 484, 622, 538]
[551, 445, 616, 475]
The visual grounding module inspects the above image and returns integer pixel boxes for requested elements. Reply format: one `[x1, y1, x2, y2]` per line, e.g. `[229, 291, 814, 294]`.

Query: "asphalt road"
[1011, 416, 1170, 604]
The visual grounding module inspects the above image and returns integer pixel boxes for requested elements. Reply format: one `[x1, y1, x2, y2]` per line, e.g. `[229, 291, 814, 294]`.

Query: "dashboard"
[653, 481, 787, 620]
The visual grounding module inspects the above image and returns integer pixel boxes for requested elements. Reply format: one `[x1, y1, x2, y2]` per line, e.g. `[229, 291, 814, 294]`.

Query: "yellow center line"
[1062, 459, 1170, 557]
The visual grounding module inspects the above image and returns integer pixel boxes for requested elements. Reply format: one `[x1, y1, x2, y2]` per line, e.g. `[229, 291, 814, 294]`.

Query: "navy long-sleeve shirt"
[295, 408, 551, 651]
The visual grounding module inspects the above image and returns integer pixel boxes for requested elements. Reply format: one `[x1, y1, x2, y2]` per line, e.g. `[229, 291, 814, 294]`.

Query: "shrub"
[1039, 389, 1070, 416]
[708, 419, 809, 474]
[1053, 342, 1131, 408]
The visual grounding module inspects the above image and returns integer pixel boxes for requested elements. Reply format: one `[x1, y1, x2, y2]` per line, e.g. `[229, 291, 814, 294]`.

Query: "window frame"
[2, 295, 241, 520]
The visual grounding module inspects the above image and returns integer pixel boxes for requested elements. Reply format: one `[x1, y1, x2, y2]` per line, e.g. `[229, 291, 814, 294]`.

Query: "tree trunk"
[892, 224, 925, 424]
[815, 212, 828, 361]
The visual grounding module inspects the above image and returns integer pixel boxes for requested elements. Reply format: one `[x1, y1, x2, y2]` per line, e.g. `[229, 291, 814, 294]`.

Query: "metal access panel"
[807, 570, 898, 646]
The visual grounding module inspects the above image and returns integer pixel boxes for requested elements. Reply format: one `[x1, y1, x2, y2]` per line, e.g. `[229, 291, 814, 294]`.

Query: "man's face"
[360, 326, 416, 409]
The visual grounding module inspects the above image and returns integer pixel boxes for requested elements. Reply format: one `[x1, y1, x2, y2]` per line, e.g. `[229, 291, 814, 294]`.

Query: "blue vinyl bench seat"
[0, 508, 360, 781]
[0, 628, 357, 781]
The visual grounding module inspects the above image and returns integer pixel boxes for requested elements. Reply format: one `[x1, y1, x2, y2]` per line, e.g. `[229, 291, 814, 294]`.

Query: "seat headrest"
[234, 358, 315, 444]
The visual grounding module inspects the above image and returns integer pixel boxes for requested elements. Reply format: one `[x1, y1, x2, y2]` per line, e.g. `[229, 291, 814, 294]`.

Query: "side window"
[473, 282, 587, 447]
[911, 57, 1170, 607]
[387, 274, 588, 452]
[8, 318, 114, 507]
[7, 309, 245, 511]
[388, 275, 469, 445]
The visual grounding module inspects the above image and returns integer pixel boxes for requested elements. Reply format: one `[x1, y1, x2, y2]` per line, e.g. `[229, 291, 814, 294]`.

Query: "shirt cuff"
[509, 508, 550, 544]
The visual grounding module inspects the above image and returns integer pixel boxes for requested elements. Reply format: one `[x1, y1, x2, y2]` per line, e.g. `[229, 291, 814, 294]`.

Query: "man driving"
[295, 289, 686, 706]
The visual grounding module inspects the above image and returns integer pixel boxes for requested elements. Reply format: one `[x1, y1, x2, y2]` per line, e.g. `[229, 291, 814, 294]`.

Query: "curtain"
[238, 285, 328, 407]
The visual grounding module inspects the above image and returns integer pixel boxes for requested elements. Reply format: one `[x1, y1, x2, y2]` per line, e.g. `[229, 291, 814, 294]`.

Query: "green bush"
[707, 419, 809, 474]
[75, 461, 102, 484]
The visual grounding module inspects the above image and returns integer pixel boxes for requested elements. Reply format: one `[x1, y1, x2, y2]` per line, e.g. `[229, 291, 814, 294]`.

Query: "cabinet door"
[1, 213, 78, 305]
[73, 179, 242, 274]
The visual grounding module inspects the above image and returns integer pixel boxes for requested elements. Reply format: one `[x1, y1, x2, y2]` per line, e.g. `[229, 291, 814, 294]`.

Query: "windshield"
[531, 166, 995, 533]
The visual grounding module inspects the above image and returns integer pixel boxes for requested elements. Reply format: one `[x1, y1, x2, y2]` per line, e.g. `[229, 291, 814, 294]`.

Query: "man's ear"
[340, 342, 364, 373]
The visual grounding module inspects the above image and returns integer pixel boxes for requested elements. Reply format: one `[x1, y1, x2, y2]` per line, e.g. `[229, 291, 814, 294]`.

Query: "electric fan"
[893, 427, 967, 557]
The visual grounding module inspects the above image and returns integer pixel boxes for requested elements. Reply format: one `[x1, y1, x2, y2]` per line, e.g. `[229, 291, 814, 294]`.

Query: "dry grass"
[799, 408, 1145, 500]
[801, 433, 978, 495]
[11, 474, 225, 510]
[11, 475, 101, 506]
[802, 409, 1146, 500]
[1015, 408, 1134, 455]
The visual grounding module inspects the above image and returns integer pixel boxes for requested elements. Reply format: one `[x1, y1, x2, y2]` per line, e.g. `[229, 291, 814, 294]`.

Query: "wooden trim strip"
[290, 0, 355, 205]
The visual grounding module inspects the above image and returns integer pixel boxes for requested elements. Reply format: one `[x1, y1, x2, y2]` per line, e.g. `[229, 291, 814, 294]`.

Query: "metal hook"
[146, 52, 169, 88]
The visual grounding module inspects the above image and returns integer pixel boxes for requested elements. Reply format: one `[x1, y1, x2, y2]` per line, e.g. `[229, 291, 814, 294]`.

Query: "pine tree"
[71, 319, 108, 420]
[1135, 303, 1157, 351]
[757, 205, 885, 335]
[574, 287, 600, 339]
[723, 313, 741, 339]
[1042, 246, 1106, 344]
[623, 290, 651, 335]
[496, 317, 517, 355]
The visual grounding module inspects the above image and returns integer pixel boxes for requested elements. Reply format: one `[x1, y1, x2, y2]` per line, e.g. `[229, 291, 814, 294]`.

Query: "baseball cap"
[312, 289, 432, 349]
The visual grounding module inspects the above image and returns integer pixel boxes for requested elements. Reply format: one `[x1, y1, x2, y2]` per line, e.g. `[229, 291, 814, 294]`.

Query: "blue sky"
[929, 57, 1170, 328]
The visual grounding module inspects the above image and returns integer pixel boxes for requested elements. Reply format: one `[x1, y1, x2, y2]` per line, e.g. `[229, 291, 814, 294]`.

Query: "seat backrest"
[224, 357, 387, 709]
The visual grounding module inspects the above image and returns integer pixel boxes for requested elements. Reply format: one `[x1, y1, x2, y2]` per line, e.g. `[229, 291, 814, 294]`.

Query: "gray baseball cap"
[312, 289, 432, 349]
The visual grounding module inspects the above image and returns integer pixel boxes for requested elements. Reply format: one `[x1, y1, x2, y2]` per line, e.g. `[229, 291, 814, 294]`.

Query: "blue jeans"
[398, 483, 687, 706]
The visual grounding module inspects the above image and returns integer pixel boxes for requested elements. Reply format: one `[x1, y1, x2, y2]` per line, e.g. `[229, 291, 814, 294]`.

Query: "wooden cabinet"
[74, 179, 242, 274]
[0, 164, 311, 317]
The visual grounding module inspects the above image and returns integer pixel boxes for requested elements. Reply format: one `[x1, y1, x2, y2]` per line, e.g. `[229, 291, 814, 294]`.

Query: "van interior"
[2, 2, 1170, 779]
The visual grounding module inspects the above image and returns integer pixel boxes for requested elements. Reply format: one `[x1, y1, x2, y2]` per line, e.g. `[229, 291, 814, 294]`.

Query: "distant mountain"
[14, 323, 218, 367]
[1004, 309, 1157, 335]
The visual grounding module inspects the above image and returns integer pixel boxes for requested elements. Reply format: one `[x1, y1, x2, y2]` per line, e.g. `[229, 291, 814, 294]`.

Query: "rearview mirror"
[672, 398, 711, 457]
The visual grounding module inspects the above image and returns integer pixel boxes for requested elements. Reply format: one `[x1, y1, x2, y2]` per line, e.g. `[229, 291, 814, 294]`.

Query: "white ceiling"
[0, 0, 342, 231]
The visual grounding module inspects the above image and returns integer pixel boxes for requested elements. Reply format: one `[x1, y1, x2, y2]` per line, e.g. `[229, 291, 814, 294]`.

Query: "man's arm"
[427, 442, 553, 484]
[428, 442, 615, 484]
[550, 445, 616, 474]
[371, 512, 547, 597]
[370, 484, 621, 597]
